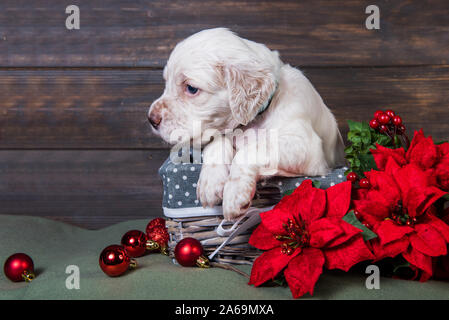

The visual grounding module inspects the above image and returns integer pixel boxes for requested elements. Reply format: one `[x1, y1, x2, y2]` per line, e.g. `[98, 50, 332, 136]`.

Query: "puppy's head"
[148, 28, 282, 145]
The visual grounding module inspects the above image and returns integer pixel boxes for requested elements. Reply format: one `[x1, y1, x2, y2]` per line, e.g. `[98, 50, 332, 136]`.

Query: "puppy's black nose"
[148, 112, 162, 129]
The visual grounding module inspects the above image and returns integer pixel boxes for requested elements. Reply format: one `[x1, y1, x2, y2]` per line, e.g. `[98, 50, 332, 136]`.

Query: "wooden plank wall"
[1, 0, 448, 228]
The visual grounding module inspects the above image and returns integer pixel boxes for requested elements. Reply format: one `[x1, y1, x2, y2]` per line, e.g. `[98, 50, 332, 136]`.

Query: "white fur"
[148, 28, 345, 220]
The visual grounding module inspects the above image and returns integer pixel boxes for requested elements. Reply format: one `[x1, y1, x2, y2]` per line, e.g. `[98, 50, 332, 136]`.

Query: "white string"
[208, 206, 273, 260]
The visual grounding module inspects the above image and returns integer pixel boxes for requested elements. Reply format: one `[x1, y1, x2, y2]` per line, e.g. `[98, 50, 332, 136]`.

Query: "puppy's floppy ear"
[222, 64, 277, 125]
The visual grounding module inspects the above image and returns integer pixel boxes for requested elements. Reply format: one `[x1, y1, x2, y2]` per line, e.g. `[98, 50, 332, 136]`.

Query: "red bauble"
[121, 230, 148, 258]
[147, 226, 170, 255]
[99, 245, 137, 277]
[4, 253, 35, 282]
[174, 237, 209, 268]
[146, 217, 166, 235]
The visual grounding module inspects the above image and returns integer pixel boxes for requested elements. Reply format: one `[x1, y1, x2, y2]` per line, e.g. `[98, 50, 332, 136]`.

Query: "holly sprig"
[344, 120, 391, 177]
[345, 109, 410, 178]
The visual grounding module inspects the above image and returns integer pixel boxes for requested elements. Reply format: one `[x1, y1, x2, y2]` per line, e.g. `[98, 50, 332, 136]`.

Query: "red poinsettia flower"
[248, 180, 373, 298]
[353, 159, 449, 281]
[371, 129, 449, 191]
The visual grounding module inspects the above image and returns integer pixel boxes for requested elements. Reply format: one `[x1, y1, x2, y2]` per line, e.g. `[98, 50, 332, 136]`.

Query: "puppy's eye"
[185, 84, 199, 96]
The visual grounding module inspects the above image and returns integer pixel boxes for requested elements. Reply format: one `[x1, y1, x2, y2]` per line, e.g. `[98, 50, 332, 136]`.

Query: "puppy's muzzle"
[148, 111, 162, 129]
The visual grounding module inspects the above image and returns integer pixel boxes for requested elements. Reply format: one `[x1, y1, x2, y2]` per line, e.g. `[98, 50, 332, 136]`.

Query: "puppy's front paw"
[222, 177, 256, 220]
[196, 164, 230, 208]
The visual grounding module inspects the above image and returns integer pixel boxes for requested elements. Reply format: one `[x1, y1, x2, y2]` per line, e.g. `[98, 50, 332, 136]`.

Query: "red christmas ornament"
[146, 217, 166, 235]
[121, 230, 148, 258]
[174, 237, 209, 268]
[4, 253, 35, 282]
[99, 245, 137, 277]
[146, 226, 170, 255]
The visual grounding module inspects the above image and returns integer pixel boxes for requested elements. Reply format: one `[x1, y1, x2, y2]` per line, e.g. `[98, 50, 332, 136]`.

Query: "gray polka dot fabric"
[158, 155, 348, 213]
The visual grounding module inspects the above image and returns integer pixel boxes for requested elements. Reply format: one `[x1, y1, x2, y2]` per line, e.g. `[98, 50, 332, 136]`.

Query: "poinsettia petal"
[353, 193, 393, 226]
[309, 218, 344, 248]
[406, 130, 438, 169]
[375, 219, 414, 246]
[294, 180, 326, 224]
[323, 236, 374, 271]
[370, 236, 410, 261]
[320, 218, 362, 248]
[393, 164, 446, 217]
[260, 196, 296, 235]
[365, 169, 401, 203]
[435, 143, 449, 191]
[325, 181, 352, 219]
[283, 248, 325, 298]
[423, 214, 449, 243]
[248, 247, 300, 287]
[371, 144, 407, 170]
[402, 245, 433, 276]
[409, 224, 447, 257]
[249, 223, 279, 250]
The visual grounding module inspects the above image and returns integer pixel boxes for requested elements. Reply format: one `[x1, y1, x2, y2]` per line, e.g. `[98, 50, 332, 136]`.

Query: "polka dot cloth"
[159, 156, 348, 210]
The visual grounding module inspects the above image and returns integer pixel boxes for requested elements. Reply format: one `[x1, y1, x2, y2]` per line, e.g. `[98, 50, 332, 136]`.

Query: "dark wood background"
[1, 0, 448, 229]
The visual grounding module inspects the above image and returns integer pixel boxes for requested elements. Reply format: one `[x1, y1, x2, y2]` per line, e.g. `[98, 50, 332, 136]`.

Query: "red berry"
[379, 124, 388, 133]
[385, 110, 395, 118]
[369, 119, 379, 129]
[378, 113, 391, 125]
[359, 178, 371, 189]
[374, 110, 384, 119]
[397, 124, 406, 134]
[346, 172, 358, 182]
[392, 115, 402, 126]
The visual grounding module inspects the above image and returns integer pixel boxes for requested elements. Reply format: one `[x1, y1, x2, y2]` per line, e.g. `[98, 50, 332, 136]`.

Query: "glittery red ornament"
[174, 237, 209, 268]
[121, 230, 148, 258]
[99, 245, 137, 277]
[146, 226, 170, 255]
[4, 253, 35, 282]
[145, 218, 166, 235]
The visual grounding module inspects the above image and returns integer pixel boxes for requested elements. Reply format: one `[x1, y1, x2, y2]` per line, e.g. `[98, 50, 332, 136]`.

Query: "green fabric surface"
[0, 214, 448, 300]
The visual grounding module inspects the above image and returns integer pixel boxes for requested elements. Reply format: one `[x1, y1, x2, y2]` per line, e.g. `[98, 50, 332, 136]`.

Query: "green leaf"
[358, 153, 378, 173]
[361, 131, 371, 145]
[283, 189, 294, 196]
[392, 261, 410, 274]
[347, 120, 363, 132]
[312, 180, 321, 189]
[375, 135, 392, 146]
[350, 136, 362, 144]
[343, 211, 378, 241]
[435, 140, 448, 145]
[344, 145, 354, 154]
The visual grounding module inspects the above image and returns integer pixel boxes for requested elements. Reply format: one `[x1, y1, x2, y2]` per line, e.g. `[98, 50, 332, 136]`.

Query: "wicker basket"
[159, 155, 347, 265]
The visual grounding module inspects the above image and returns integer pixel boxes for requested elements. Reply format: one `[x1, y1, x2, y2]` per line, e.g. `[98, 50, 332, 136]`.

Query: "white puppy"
[148, 28, 345, 220]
